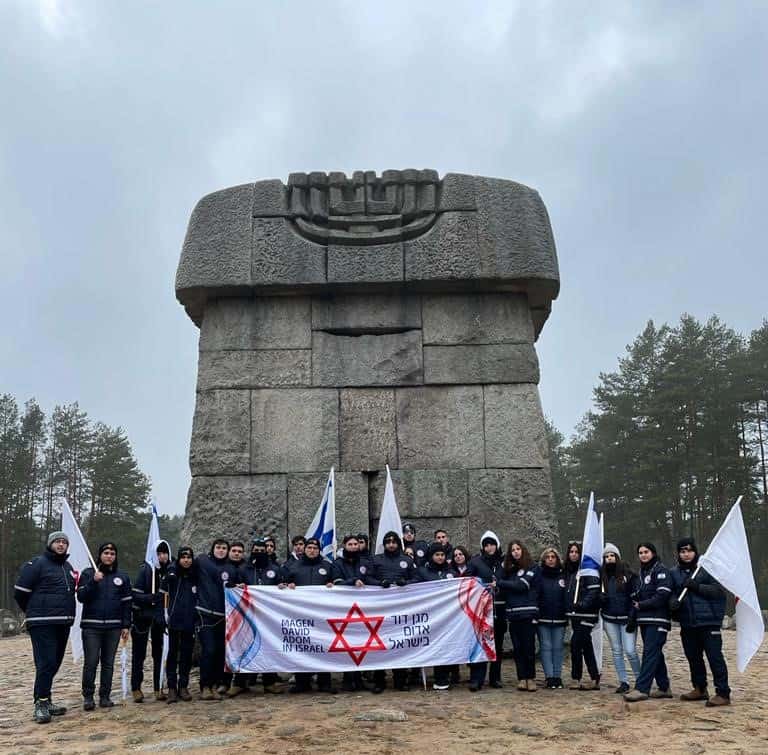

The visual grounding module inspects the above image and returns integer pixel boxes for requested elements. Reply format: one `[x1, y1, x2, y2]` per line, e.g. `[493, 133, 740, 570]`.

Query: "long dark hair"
[563, 540, 582, 576]
[601, 557, 631, 592]
[503, 540, 533, 573]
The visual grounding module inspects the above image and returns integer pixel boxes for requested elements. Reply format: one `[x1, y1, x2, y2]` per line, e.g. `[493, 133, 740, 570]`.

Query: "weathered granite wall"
[176, 171, 560, 556]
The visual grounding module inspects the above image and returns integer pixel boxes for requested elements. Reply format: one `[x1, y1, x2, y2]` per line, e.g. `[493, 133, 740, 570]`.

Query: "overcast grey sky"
[2, 1, 766, 516]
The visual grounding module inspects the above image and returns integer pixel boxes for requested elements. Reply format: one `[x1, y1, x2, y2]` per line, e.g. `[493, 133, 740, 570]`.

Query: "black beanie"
[637, 541, 657, 555]
[428, 542, 447, 558]
[98, 541, 118, 557]
[177, 546, 194, 560]
[676, 537, 697, 553]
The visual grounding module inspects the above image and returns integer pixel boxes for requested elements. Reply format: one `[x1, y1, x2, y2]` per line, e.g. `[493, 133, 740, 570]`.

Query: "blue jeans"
[537, 623, 565, 679]
[635, 624, 670, 694]
[604, 620, 641, 683]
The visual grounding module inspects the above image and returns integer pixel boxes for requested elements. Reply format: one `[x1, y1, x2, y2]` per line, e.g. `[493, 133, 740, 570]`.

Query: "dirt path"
[1, 630, 765, 754]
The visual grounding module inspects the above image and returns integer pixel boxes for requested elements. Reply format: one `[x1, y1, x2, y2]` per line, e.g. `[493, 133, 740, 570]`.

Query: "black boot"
[47, 699, 67, 716]
[34, 700, 52, 724]
[83, 696, 95, 711]
[98, 696, 114, 708]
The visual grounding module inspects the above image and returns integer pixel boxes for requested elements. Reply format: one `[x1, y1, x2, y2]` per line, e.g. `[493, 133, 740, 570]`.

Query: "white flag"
[144, 501, 162, 569]
[375, 465, 402, 555]
[592, 511, 605, 669]
[305, 468, 337, 560]
[698, 497, 764, 672]
[60, 500, 95, 662]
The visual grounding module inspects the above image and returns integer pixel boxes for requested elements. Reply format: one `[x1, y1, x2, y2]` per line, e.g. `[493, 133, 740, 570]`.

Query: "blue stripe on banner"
[581, 555, 601, 571]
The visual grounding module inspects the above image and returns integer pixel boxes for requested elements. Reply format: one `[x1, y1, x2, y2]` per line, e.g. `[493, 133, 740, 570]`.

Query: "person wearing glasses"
[76, 542, 132, 711]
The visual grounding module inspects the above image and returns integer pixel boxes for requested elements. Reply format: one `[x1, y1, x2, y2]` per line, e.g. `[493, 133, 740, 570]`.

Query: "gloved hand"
[683, 577, 699, 592]
[669, 597, 680, 612]
[625, 618, 637, 633]
[380, 579, 391, 589]
[395, 577, 406, 587]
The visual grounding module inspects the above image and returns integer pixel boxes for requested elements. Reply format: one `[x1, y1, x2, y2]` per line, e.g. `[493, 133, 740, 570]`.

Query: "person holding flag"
[669, 537, 730, 705]
[130, 540, 172, 702]
[14, 531, 78, 724]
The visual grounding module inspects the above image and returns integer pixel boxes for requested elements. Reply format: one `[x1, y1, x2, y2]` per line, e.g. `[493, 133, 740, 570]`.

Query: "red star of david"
[327, 602, 386, 666]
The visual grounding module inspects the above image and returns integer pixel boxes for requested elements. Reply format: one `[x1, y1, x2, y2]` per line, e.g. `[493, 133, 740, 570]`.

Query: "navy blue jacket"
[565, 569, 600, 622]
[195, 554, 232, 618]
[498, 563, 540, 622]
[600, 570, 638, 624]
[330, 554, 373, 586]
[77, 566, 133, 629]
[14, 549, 77, 627]
[283, 555, 333, 586]
[670, 564, 726, 628]
[236, 561, 283, 586]
[632, 558, 672, 629]
[163, 563, 198, 632]
[538, 565, 567, 625]
[416, 561, 455, 582]
[132, 560, 172, 624]
[403, 538, 430, 567]
[371, 550, 417, 585]
[468, 553, 505, 610]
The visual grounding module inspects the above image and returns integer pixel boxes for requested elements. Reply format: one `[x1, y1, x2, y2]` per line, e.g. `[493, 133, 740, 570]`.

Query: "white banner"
[225, 578, 496, 673]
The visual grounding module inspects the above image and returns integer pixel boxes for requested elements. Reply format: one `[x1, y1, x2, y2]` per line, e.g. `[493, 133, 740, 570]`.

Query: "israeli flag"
[144, 501, 162, 569]
[306, 468, 337, 560]
[578, 491, 603, 579]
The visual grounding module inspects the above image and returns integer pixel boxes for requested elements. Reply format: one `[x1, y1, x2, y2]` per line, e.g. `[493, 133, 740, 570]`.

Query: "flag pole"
[678, 495, 743, 604]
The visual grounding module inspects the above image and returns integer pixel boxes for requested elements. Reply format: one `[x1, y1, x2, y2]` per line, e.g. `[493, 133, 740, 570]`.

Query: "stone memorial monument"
[176, 170, 560, 555]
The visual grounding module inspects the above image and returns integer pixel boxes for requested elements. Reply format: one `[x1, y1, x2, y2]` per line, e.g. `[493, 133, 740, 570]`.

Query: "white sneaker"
[432, 683, 450, 691]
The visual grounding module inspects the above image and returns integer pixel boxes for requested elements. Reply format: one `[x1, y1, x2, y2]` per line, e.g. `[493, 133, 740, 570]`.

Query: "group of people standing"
[14, 522, 732, 724]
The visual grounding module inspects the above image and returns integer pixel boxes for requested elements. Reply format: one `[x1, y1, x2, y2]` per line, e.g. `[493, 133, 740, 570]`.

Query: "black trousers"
[82, 627, 122, 698]
[636, 624, 670, 693]
[29, 624, 70, 702]
[198, 617, 226, 690]
[166, 629, 195, 690]
[374, 668, 408, 689]
[570, 618, 599, 681]
[293, 672, 332, 691]
[508, 619, 537, 680]
[469, 611, 506, 686]
[681, 626, 730, 697]
[131, 619, 165, 691]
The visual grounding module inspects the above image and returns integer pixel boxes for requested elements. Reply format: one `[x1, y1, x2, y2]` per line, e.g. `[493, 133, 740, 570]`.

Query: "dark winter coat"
[600, 570, 638, 624]
[670, 564, 726, 628]
[282, 554, 334, 586]
[132, 559, 172, 625]
[330, 553, 372, 586]
[632, 557, 672, 629]
[371, 550, 417, 585]
[163, 563, 198, 632]
[14, 549, 77, 627]
[77, 566, 133, 629]
[538, 565, 567, 625]
[195, 553, 232, 618]
[565, 570, 600, 621]
[498, 564, 540, 621]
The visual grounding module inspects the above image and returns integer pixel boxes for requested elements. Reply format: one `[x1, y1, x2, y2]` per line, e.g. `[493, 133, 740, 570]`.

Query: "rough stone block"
[483, 384, 548, 468]
[422, 293, 534, 345]
[439, 173, 477, 211]
[197, 350, 311, 390]
[404, 212, 480, 281]
[176, 184, 253, 292]
[252, 219, 325, 286]
[181, 475, 287, 556]
[468, 468, 557, 553]
[312, 331, 423, 387]
[251, 389, 338, 473]
[424, 344, 539, 385]
[312, 294, 421, 333]
[189, 390, 250, 475]
[395, 386, 484, 469]
[371, 516, 469, 550]
[339, 389, 397, 471]
[474, 177, 560, 283]
[252, 179, 290, 216]
[369, 469, 468, 518]
[199, 297, 311, 350]
[327, 243, 403, 283]
[287, 471, 369, 543]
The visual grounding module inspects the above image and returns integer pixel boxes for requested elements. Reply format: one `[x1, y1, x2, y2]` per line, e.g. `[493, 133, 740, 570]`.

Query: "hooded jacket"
[372, 532, 416, 585]
[14, 547, 77, 626]
[468, 531, 505, 608]
[132, 539, 172, 624]
[77, 545, 132, 629]
[164, 554, 198, 632]
[195, 544, 232, 618]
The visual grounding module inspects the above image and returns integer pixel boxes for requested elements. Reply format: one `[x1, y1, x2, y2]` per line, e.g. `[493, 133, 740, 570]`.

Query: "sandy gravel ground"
[0, 629, 766, 754]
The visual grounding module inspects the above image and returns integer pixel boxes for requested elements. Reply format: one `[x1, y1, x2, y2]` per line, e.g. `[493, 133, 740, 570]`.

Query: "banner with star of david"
[224, 578, 496, 673]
